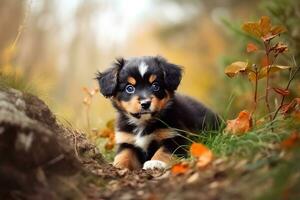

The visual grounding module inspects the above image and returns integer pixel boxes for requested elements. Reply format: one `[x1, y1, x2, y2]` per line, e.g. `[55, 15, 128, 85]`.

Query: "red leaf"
[281, 98, 300, 115]
[281, 132, 300, 149]
[247, 43, 258, 53]
[273, 87, 290, 96]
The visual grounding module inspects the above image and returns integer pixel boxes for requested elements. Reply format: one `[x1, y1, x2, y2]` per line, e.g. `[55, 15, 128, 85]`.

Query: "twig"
[70, 130, 80, 160]
[10, 0, 32, 50]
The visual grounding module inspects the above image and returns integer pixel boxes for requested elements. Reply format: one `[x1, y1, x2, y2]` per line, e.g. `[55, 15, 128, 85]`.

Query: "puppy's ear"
[155, 56, 182, 91]
[96, 58, 125, 97]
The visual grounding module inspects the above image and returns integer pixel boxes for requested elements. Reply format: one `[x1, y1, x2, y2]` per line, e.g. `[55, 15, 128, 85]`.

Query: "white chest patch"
[138, 62, 148, 77]
[134, 134, 154, 151]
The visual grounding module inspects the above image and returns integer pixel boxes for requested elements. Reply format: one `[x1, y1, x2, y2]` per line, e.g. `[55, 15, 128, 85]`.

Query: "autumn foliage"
[225, 16, 299, 134]
[225, 110, 252, 135]
[171, 143, 213, 175]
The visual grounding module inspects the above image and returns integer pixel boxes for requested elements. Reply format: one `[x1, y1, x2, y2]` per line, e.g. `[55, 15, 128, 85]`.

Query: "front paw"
[143, 160, 167, 170]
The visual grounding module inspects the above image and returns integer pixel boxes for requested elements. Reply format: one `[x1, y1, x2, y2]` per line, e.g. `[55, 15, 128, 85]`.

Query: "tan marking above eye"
[149, 74, 157, 83]
[127, 76, 136, 85]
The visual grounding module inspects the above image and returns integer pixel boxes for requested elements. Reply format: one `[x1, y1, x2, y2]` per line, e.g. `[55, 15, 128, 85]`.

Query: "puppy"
[96, 56, 220, 170]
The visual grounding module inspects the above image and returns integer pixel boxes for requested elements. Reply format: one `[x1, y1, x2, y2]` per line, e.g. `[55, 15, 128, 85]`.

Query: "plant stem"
[264, 41, 272, 121]
[252, 65, 258, 115]
[272, 65, 300, 120]
[86, 106, 91, 133]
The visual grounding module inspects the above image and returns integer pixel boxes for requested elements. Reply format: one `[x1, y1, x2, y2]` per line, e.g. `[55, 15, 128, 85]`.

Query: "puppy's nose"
[140, 99, 151, 110]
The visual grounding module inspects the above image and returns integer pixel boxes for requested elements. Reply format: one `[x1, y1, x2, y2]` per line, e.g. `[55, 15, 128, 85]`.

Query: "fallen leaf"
[225, 61, 251, 78]
[225, 110, 252, 135]
[190, 143, 213, 168]
[247, 43, 258, 53]
[273, 87, 290, 96]
[281, 132, 300, 149]
[171, 162, 189, 175]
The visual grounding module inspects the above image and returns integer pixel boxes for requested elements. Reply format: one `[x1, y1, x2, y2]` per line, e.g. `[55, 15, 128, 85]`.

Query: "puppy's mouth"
[130, 110, 156, 118]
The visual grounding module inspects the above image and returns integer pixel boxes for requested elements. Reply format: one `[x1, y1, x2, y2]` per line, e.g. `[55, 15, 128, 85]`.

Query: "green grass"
[0, 73, 39, 95]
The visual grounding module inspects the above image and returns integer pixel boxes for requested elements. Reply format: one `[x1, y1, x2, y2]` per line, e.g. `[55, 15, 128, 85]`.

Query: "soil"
[0, 88, 288, 200]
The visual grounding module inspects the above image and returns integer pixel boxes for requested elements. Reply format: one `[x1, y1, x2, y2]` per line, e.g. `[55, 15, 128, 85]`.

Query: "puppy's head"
[96, 56, 182, 122]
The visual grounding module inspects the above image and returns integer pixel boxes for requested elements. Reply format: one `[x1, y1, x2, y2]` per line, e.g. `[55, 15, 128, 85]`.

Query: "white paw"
[143, 160, 167, 170]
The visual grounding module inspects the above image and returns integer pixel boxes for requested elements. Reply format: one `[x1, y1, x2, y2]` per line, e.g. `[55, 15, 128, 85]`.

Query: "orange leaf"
[190, 143, 209, 157]
[273, 87, 290, 96]
[190, 143, 213, 168]
[281, 132, 300, 149]
[247, 43, 258, 53]
[242, 16, 287, 40]
[225, 110, 252, 135]
[259, 16, 272, 36]
[171, 162, 189, 175]
[105, 140, 115, 150]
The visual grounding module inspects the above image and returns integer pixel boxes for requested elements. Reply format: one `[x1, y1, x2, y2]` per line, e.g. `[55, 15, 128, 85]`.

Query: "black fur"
[96, 58, 125, 97]
[155, 56, 182, 91]
[96, 56, 220, 167]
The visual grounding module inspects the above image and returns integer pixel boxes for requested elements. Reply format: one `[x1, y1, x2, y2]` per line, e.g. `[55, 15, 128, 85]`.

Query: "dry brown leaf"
[271, 42, 288, 54]
[281, 98, 300, 118]
[225, 61, 250, 78]
[258, 65, 291, 79]
[225, 110, 252, 135]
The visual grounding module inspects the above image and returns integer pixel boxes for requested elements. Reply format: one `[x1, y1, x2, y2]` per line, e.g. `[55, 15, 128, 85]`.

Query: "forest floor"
[0, 88, 299, 200]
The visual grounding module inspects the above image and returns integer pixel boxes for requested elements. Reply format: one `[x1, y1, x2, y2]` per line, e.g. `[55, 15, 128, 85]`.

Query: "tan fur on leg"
[113, 149, 141, 170]
[151, 147, 173, 165]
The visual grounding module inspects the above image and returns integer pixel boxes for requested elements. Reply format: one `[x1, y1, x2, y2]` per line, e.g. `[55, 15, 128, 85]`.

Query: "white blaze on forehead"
[138, 62, 148, 77]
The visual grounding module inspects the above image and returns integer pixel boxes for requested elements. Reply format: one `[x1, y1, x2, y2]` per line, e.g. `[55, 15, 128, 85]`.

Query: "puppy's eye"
[151, 82, 160, 92]
[125, 84, 135, 94]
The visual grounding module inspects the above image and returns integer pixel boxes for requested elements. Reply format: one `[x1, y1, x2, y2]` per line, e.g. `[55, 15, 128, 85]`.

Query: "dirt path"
[0, 88, 295, 200]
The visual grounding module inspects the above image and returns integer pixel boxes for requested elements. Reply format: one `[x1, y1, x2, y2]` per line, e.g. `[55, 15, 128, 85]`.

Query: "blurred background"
[1, 0, 299, 132]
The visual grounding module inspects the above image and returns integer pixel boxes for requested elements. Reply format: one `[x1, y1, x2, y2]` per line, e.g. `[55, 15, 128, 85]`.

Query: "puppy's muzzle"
[140, 99, 151, 110]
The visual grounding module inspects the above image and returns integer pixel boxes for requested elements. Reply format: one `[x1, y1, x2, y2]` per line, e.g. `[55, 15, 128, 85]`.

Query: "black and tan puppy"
[96, 56, 220, 170]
